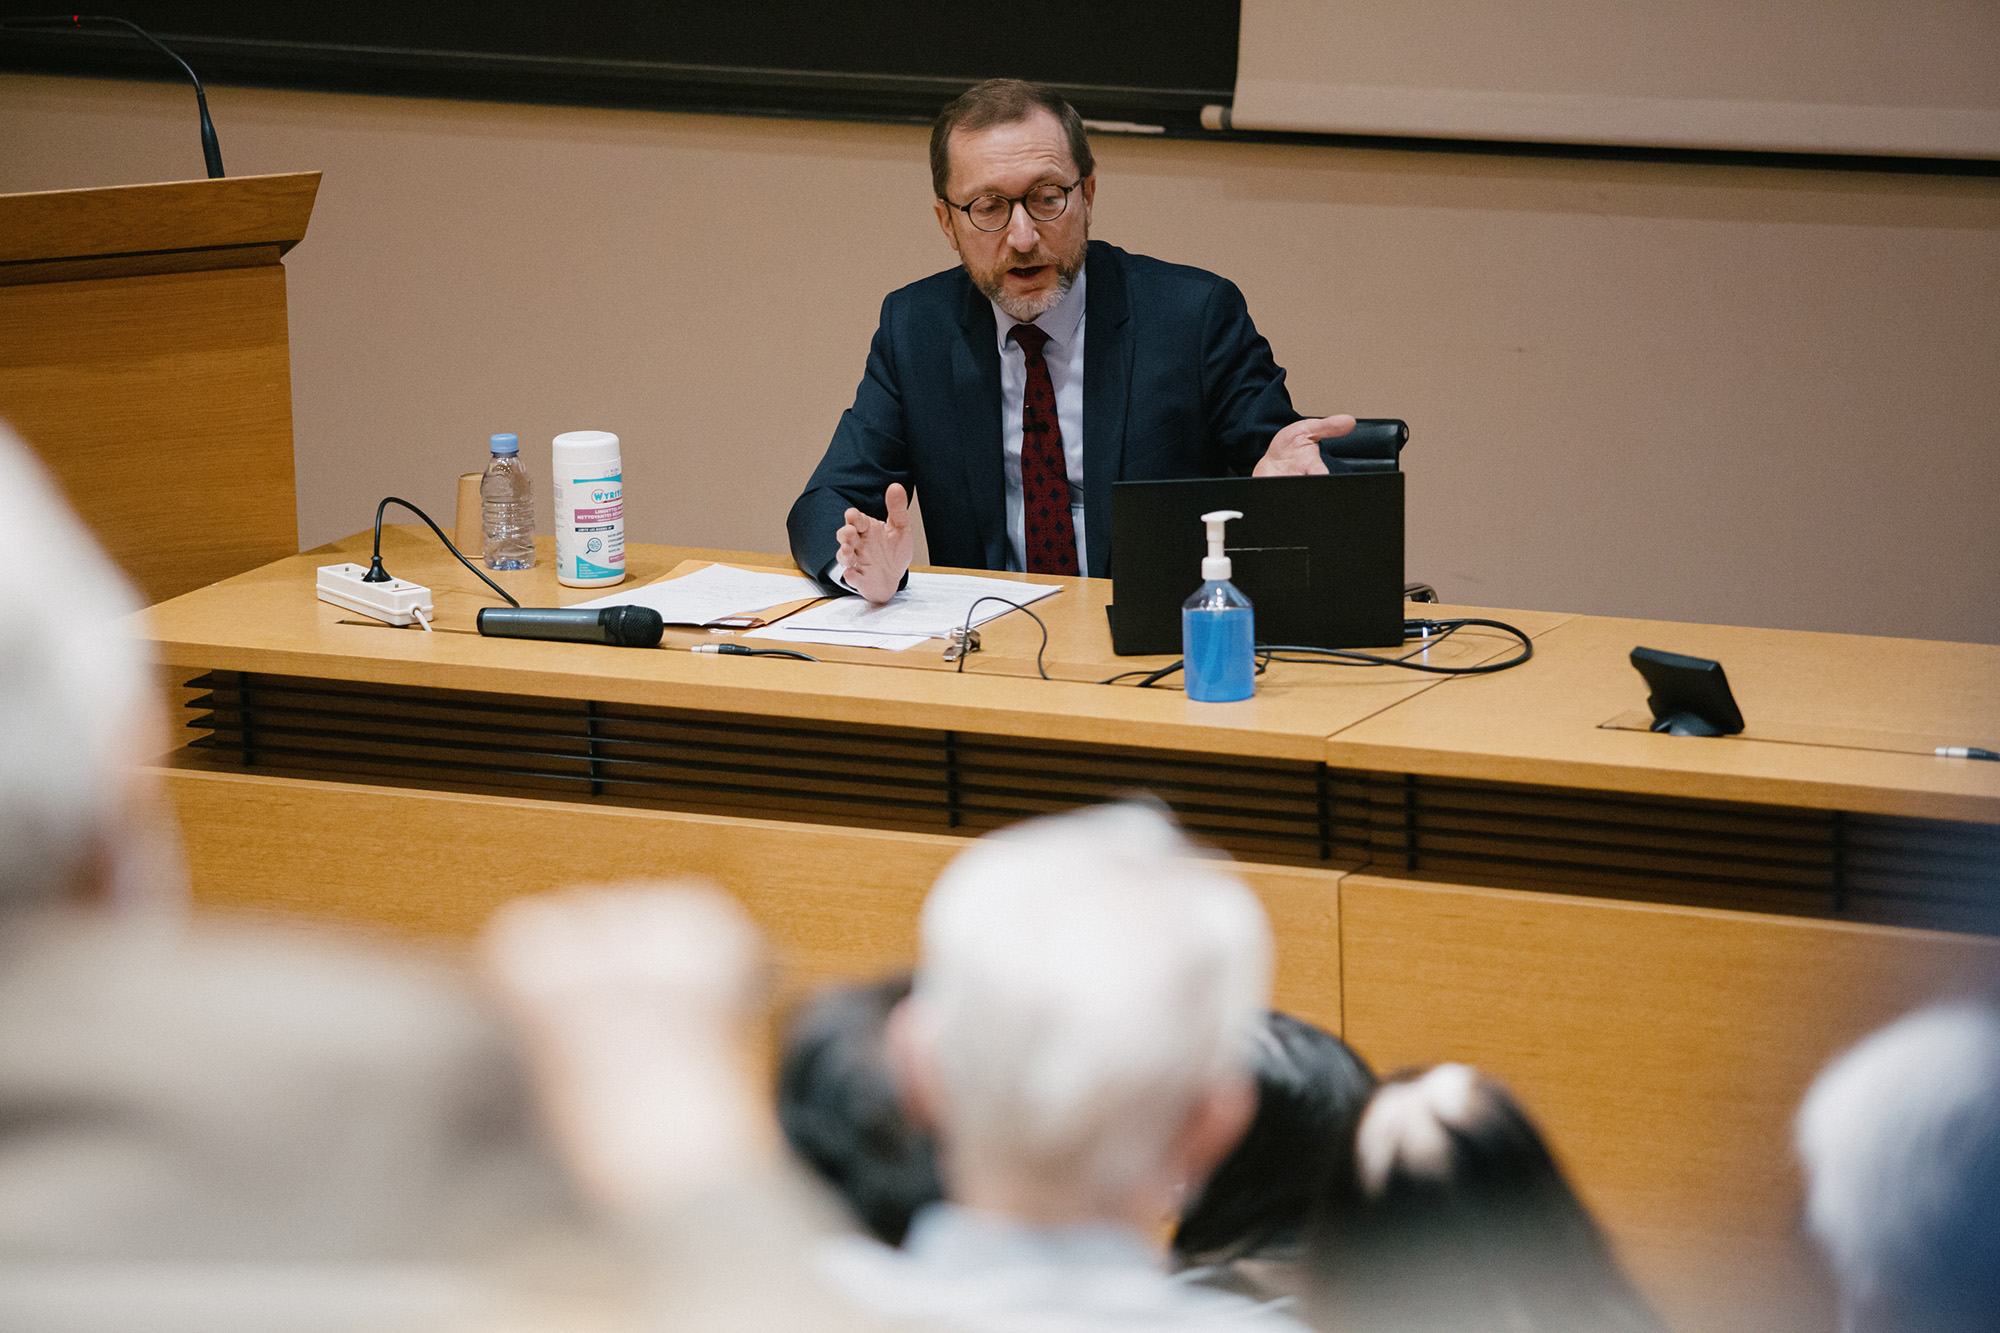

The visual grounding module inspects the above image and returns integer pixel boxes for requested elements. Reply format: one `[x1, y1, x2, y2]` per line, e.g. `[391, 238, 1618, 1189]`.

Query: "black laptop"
[1107, 471, 1405, 655]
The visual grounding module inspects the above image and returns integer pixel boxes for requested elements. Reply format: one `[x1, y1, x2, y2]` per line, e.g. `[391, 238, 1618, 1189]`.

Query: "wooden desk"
[143, 526, 1996, 922]
[137, 527, 2000, 1333]
[1334, 611, 2000, 823]
[148, 526, 1564, 762]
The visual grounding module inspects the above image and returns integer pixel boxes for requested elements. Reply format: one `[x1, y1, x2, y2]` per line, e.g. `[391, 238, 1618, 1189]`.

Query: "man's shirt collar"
[990, 266, 1088, 352]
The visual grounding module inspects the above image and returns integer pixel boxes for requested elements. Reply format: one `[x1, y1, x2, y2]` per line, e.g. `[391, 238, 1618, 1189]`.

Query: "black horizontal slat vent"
[188, 671, 958, 833]
[182, 672, 1999, 933]
[1842, 814, 2000, 930]
[1364, 775, 1841, 914]
[942, 734, 1343, 866]
[182, 672, 1347, 865]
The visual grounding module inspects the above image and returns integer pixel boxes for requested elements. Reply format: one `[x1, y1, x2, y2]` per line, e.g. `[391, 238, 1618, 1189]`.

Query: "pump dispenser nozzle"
[1184, 509, 1255, 702]
[1201, 509, 1243, 580]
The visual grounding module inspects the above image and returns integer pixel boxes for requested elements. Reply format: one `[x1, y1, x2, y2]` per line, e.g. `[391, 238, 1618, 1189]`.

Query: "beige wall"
[1233, 0, 2000, 156]
[3, 73, 1996, 643]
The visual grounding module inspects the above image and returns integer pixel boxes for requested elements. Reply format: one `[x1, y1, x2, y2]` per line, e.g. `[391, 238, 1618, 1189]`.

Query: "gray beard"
[988, 268, 1076, 324]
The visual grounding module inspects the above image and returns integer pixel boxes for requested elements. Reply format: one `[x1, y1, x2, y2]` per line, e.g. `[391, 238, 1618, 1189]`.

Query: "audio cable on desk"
[1097, 617, 1534, 689]
[690, 644, 821, 662]
[1263, 617, 1534, 674]
[952, 596, 1052, 680]
[939, 603, 1530, 688]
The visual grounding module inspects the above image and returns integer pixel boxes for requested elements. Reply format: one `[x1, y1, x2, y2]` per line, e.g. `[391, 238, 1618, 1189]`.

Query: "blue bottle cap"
[489, 432, 519, 455]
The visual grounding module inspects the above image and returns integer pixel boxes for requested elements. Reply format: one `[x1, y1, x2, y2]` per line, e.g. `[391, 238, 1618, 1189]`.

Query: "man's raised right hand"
[837, 483, 914, 605]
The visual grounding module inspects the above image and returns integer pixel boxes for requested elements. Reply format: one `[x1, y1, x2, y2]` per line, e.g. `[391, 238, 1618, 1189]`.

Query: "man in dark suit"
[788, 78, 1355, 603]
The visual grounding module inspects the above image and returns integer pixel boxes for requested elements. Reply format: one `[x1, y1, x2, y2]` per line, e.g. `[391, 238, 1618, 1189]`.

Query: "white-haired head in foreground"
[0, 422, 169, 914]
[903, 800, 1272, 1221]
[1796, 1001, 2000, 1333]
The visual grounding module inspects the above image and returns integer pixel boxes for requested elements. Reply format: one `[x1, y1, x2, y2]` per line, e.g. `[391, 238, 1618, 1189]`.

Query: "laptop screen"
[1107, 472, 1405, 655]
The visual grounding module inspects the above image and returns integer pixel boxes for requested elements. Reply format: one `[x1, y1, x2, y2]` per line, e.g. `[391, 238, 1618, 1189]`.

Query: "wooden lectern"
[0, 172, 319, 604]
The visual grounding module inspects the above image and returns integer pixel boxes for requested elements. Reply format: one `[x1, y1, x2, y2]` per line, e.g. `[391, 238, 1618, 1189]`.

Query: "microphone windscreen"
[605, 606, 665, 648]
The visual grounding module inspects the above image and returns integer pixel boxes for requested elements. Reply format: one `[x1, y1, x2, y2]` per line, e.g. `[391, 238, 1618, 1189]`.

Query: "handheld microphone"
[2, 14, 225, 178]
[477, 605, 664, 648]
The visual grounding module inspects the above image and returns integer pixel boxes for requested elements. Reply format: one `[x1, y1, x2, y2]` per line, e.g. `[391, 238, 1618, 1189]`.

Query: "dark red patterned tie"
[1008, 323, 1079, 576]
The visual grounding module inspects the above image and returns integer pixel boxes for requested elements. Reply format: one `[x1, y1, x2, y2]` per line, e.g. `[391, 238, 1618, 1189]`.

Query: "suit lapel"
[951, 277, 1009, 570]
[1081, 241, 1131, 579]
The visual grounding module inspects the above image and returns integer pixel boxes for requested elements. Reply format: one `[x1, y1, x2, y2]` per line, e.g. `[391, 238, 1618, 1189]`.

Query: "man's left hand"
[1253, 415, 1356, 477]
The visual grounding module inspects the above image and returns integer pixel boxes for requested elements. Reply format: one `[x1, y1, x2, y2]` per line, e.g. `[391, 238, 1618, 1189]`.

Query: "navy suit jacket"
[787, 240, 1302, 587]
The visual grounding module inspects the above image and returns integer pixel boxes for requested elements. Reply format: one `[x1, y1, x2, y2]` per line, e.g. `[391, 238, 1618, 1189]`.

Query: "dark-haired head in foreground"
[1172, 1011, 1375, 1297]
[777, 972, 944, 1245]
[1307, 1063, 1663, 1333]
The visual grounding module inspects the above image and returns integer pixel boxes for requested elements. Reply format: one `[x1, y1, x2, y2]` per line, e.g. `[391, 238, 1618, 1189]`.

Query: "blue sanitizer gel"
[1182, 509, 1256, 702]
[1184, 586, 1256, 701]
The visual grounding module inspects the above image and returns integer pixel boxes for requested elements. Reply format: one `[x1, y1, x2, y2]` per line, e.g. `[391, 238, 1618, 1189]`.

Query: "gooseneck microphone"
[2, 15, 225, 178]
[477, 606, 665, 649]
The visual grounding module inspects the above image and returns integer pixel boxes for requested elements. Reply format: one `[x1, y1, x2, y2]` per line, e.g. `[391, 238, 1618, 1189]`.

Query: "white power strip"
[317, 563, 434, 627]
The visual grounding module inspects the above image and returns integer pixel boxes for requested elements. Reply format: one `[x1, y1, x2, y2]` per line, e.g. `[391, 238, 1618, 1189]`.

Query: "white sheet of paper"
[771, 572, 1061, 638]
[567, 563, 823, 625]
[740, 626, 932, 652]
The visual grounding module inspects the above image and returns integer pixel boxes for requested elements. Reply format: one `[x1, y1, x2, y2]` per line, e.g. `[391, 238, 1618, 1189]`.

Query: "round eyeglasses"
[944, 179, 1082, 232]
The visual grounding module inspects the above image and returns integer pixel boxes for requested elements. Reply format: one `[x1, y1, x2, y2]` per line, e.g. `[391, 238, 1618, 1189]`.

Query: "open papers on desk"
[567, 562, 823, 627]
[569, 562, 1062, 650]
[743, 571, 1062, 649]
[744, 626, 934, 652]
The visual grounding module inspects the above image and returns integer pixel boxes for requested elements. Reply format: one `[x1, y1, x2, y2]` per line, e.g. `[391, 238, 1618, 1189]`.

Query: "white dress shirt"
[817, 1203, 1303, 1333]
[992, 270, 1088, 575]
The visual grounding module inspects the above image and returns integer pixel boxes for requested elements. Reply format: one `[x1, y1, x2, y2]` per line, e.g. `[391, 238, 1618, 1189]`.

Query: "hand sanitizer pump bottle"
[1182, 509, 1256, 702]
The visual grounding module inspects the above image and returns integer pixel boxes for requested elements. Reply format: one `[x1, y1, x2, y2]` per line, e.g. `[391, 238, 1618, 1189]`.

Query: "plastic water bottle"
[481, 432, 534, 570]
[1182, 509, 1256, 702]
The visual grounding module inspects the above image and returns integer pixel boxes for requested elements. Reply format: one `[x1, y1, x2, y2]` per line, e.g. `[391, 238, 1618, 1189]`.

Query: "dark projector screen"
[0, 1, 1240, 131]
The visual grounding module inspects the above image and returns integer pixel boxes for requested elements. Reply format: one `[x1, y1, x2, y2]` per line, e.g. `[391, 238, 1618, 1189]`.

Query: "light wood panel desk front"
[147, 527, 1998, 923]
[1343, 873, 2000, 1333]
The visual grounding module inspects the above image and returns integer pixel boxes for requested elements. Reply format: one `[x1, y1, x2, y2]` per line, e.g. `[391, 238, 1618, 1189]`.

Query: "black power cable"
[365, 496, 520, 608]
[693, 644, 821, 662]
[738, 648, 819, 662]
[1099, 662, 1186, 687]
[1097, 654, 1273, 688]
[1260, 618, 1534, 674]
[1097, 617, 1534, 689]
